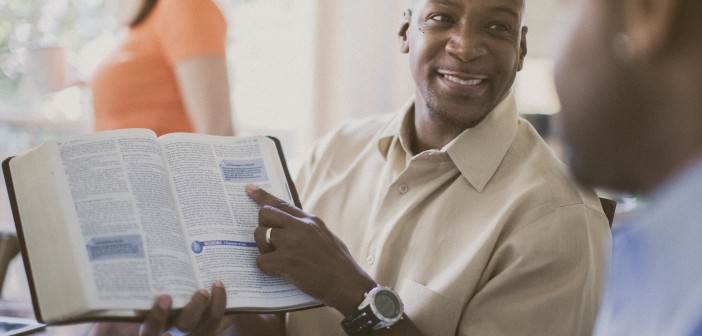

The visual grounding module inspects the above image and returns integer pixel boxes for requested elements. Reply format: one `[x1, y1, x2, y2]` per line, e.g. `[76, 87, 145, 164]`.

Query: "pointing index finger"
[245, 184, 305, 218]
[245, 184, 269, 205]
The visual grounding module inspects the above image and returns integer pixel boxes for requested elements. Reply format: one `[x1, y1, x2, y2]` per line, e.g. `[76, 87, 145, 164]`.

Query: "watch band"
[340, 304, 379, 336]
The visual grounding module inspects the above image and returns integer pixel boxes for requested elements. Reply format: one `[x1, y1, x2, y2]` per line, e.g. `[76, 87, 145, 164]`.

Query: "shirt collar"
[377, 93, 519, 192]
[377, 98, 413, 157]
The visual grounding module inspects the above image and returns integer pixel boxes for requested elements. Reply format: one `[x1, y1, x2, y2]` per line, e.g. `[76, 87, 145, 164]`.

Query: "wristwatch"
[340, 285, 404, 335]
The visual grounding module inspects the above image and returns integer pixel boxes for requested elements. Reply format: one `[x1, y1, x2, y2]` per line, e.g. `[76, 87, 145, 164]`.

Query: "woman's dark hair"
[130, 0, 159, 27]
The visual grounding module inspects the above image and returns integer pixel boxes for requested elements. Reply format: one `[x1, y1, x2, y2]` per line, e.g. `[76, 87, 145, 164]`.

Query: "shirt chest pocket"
[397, 278, 465, 336]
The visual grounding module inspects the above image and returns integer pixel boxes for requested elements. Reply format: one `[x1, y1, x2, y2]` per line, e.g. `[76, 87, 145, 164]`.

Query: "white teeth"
[444, 75, 482, 85]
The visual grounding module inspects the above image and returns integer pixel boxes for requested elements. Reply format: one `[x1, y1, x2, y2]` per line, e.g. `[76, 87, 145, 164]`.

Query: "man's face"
[401, 0, 527, 130]
[554, 0, 650, 191]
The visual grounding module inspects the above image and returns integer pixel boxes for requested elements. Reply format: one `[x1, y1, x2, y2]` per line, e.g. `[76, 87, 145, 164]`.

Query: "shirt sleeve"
[151, 0, 227, 64]
[457, 205, 611, 336]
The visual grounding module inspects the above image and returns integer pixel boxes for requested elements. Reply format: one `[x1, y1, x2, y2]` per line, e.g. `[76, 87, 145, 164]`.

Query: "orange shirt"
[91, 0, 227, 136]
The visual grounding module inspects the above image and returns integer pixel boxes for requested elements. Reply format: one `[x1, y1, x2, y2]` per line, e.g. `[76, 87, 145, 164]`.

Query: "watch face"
[374, 290, 401, 318]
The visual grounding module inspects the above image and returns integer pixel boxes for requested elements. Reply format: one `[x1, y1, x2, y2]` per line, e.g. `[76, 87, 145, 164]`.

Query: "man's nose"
[446, 27, 487, 62]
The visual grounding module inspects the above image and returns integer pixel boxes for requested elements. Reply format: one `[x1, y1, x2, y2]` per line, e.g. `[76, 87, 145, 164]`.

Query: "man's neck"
[409, 105, 466, 154]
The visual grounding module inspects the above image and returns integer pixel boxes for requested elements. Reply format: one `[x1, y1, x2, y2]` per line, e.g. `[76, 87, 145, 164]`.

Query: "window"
[0, 0, 113, 157]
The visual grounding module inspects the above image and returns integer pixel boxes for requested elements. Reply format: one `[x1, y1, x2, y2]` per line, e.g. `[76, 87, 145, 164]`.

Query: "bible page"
[159, 133, 315, 311]
[45, 129, 198, 311]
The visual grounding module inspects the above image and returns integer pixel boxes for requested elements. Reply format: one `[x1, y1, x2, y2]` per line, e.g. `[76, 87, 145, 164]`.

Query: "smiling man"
[234, 0, 611, 335]
[227, 0, 611, 335]
[131, 0, 610, 335]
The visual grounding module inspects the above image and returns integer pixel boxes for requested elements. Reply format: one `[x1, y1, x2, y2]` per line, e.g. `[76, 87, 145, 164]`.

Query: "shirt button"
[367, 255, 376, 265]
[398, 184, 409, 194]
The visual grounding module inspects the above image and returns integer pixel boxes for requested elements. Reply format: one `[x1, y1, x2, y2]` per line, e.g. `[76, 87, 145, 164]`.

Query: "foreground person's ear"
[620, 0, 680, 62]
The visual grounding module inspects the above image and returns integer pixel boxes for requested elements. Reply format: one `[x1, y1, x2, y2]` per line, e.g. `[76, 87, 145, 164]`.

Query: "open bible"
[2, 129, 319, 324]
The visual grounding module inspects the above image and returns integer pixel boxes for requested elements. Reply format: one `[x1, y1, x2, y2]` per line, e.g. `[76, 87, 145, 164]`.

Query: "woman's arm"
[175, 55, 235, 136]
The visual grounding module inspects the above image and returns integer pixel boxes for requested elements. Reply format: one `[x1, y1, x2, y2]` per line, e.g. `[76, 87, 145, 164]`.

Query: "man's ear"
[399, 9, 411, 54]
[621, 0, 680, 61]
[517, 26, 528, 71]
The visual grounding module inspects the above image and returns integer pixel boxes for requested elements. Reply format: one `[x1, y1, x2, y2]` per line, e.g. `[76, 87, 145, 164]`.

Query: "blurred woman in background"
[91, 0, 234, 136]
[89, 2, 235, 333]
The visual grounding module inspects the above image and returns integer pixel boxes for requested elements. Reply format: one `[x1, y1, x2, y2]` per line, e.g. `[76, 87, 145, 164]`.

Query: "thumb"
[140, 295, 171, 336]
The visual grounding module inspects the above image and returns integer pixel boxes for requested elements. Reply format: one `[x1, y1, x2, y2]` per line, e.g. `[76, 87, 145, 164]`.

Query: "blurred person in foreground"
[91, 0, 234, 136]
[554, 0, 702, 335]
[207, 0, 609, 334]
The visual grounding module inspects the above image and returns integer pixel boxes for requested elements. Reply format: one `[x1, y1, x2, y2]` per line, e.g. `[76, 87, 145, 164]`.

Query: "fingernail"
[159, 295, 172, 310]
[199, 289, 210, 297]
[214, 280, 224, 288]
[246, 183, 260, 192]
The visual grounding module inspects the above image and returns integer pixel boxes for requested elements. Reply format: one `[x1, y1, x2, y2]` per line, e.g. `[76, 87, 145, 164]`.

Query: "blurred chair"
[599, 197, 617, 227]
[0, 232, 20, 296]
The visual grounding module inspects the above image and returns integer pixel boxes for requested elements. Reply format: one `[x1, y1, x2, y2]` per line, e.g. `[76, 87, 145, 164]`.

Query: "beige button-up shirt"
[287, 94, 611, 335]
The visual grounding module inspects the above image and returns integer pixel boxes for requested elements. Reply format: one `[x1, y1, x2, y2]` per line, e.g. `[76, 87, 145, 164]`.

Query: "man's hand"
[245, 184, 377, 315]
[140, 280, 226, 336]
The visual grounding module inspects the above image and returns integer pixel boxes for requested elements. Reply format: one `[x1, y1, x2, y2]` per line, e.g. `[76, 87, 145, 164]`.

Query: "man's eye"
[429, 15, 452, 23]
[488, 23, 509, 31]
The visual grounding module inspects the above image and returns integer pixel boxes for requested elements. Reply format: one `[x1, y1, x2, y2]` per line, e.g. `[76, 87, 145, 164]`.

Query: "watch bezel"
[366, 286, 404, 327]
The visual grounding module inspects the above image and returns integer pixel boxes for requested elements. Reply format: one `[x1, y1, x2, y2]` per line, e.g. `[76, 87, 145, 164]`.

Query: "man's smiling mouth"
[443, 74, 484, 86]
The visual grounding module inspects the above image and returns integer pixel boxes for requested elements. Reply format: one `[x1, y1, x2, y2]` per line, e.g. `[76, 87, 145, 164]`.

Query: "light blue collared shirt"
[594, 157, 702, 336]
